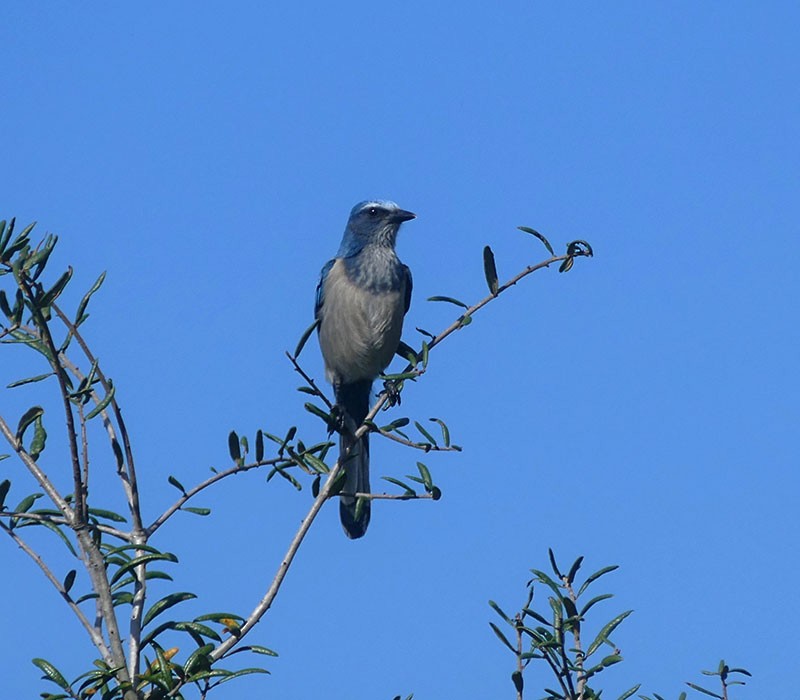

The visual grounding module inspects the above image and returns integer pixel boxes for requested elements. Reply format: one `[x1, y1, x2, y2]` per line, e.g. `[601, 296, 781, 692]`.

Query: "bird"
[315, 200, 415, 538]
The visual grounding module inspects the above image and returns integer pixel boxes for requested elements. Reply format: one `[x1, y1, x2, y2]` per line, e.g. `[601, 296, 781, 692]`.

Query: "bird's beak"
[392, 209, 416, 223]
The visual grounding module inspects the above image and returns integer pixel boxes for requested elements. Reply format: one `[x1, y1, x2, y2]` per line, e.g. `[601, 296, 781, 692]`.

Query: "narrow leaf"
[168, 475, 186, 495]
[63, 570, 77, 593]
[16, 406, 44, 442]
[518, 226, 555, 255]
[228, 431, 241, 461]
[39, 266, 73, 307]
[685, 684, 723, 699]
[585, 610, 633, 657]
[427, 295, 469, 309]
[483, 245, 499, 295]
[0, 479, 10, 509]
[74, 271, 106, 325]
[182, 506, 211, 516]
[255, 430, 264, 461]
[293, 319, 320, 358]
[577, 565, 619, 597]
[32, 658, 70, 689]
[143, 592, 197, 628]
[7, 373, 53, 389]
[85, 383, 115, 420]
[488, 622, 516, 654]
[566, 556, 584, 585]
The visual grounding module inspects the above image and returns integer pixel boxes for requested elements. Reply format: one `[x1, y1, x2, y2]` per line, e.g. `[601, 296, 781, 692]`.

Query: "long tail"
[335, 380, 372, 539]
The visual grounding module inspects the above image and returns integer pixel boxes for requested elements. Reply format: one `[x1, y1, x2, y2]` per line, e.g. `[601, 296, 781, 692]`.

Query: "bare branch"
[0, 511, 128, 540]
[0, 519, 113, 663]
[52, 303, 145, 536]
[0, 414, 72, 517]
[147, 457, 284, 537]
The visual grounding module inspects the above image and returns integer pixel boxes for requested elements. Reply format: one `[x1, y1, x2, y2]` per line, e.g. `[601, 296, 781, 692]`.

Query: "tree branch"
[0, 518, 113, 663]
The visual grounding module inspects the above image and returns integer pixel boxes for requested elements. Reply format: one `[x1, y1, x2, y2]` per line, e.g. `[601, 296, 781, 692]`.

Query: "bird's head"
[340, 200, 416, 254]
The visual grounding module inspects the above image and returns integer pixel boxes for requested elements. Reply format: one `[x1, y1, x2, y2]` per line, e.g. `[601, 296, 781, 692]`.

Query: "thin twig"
[52, 303, 144, 536]
[373, 427, 460, 452]
[353, 491, 435, 500]
[0, 518, 113, 663]
[0, 415, 72, 516]
[286, 351, 334, 410]
[147, 457, 283, 537]
[0, 511, 128, 540]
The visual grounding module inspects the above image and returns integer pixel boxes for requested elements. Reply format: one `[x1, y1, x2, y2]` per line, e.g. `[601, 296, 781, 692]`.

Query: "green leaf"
[488, 622, 516, 653]
[421, 340, 430, 370]
[429, 418, 450, 446]
[7, 372, 53, 389]
[601, 653, 622, 667]
[559, 256, 574, 273]
[109, 552, 178, 585]
[143, 592, 197, 628]
[63, 569, 76, 593]
[580, 593, 614, 617]
[168, 475, 186, 494]
[459, 313, 472, 327]
[29, 416, 47, 460]
[685, 684, 723, 699]
[255, 430, 264, 461]
[32, 658, 70, 689]
[522, 607, 552, 627]
[240, 644, 279, 657]
[488, 600, 512, 624]
[381, 476, 416, 495]
[0, 480, 10, 509]
[566, 555, 584, 585]
[616, 684, 641, 700]
[416, 462, 433, 490]
[293, 319, 320, 358]
[483, 245, 499, 295]
[216, 667, 270, 683]
[182, 506, 211, 516]
[511, 670, 523, 694]
[529, 569, 562, 598]
[193, 611, 245, 623]
[74, 271, 106, 325]
[577, 565, 619, 597]
[518, 226, 555, 255]
[87, 508, 127, 522]
[85, 382, 115, 420]
[173, 620, 222, 642]
[38, 266, 73, 308]
[304, 402, 332, 423]
[15, 406, 44, 443]
[427, 295, 469, 309]
[36, 518, 78, 556]
[184, 643, 214, 675]
[228, 430, 241, 461]
[414, 421, 437, 445]
[548, 549, 563, 579]
[382, 417, 410, 431]
[585, 610, 633, 657]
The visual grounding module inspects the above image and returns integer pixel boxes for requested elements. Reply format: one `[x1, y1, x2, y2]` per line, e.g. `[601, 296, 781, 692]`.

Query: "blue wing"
[402, 264, 413, 314]
[315, 258, 336, 320]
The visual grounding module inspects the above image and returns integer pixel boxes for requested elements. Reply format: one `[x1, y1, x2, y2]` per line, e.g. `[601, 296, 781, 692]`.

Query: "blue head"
[337, 200, 416, 257]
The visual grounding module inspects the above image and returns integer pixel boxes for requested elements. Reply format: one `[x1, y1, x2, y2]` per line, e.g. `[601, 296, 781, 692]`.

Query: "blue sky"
[2, 3, 798, 698]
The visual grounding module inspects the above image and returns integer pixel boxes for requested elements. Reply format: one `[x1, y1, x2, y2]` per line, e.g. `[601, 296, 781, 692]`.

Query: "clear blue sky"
[2, 3, 798, 698]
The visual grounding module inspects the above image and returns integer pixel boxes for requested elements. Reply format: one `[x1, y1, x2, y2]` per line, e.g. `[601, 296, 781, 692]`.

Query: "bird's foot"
[382, 379, 402, 408]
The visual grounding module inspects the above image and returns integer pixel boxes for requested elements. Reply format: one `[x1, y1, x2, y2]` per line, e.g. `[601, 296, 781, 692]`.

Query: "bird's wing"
[315, 258, 336, 320]
[402, 264, 413, 314]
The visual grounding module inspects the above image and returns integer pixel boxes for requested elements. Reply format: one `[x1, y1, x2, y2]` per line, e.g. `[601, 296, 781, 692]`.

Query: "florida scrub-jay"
[315, 200, 415, 538]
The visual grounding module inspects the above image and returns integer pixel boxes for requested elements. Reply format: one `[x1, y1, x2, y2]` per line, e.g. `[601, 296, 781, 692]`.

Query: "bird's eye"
[367, 207, 378, 217]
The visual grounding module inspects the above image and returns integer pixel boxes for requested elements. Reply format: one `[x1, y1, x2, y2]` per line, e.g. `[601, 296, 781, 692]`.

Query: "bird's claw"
[382, 379, 402, 408]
